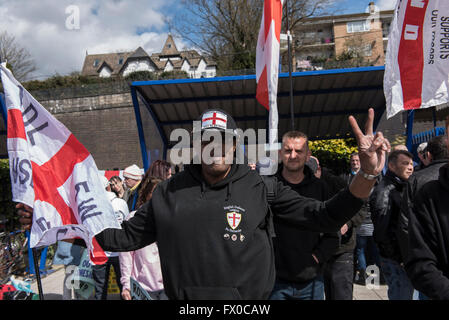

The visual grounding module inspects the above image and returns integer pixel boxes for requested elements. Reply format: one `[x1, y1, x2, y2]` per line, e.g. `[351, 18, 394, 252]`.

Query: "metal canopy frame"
[130, 66, 388, 170]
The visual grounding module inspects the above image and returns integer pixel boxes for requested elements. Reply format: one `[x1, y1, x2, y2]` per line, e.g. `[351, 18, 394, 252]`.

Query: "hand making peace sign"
[349, 108, 391, 176]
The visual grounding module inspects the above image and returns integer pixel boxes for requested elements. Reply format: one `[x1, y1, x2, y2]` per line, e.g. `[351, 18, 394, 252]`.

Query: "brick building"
[291, 2, 394, 70]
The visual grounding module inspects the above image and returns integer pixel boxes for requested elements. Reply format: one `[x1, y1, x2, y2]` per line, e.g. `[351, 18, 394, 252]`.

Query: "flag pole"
[32, 247, 45, 300]
[285, 0, 295, 130]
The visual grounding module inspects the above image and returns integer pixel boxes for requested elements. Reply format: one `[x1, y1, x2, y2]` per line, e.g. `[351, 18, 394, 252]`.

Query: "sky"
[0, 0, 397, 81]
[337, 0, 396, 14]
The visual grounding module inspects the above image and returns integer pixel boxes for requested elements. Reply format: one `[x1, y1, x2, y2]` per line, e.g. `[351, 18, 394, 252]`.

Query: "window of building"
[347, 20, 370, 33]
[167, 44, 171, 48]
[305, 32, 315, 38]
[118, 58, 123, 65]
[93, 59, 99, 67]
[348, 43, 372, 57]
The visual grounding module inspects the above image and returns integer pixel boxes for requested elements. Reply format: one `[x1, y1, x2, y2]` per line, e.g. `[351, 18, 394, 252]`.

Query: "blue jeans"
[355, 235, 381, 273]
[380, 256, 414, 300]
[269, 276, 325, 300]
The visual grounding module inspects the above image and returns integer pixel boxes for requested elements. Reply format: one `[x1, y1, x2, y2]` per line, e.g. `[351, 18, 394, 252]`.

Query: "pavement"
[20, 265, 389, 300]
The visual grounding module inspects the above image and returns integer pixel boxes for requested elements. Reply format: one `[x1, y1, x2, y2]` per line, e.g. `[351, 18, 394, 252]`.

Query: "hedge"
[309, 138, 359, 175]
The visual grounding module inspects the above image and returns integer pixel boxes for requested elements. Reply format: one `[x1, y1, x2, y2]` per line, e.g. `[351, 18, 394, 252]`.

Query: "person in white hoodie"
[91, 175, 129, 300]
[120, 175, 166, 300]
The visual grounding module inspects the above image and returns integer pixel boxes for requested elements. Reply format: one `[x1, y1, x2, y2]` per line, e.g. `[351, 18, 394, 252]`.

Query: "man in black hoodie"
[17, 108, 390, 300]
[370, 149, 414, 300]
[269, 131, 338, 300]
[404, 130, 449, 300]
[405, 133, 449, 299]
[399, 136, 449, 271]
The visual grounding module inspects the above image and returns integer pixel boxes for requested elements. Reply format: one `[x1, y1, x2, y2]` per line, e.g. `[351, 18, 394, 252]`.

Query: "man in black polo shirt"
[269, 131, 339, 300]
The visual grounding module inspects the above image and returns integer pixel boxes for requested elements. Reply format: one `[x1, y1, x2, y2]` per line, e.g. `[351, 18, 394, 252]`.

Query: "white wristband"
[358, 168, 381, 180]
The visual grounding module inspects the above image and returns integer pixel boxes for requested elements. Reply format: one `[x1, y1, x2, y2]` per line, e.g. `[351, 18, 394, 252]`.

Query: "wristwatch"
[358, 168, 381, 180]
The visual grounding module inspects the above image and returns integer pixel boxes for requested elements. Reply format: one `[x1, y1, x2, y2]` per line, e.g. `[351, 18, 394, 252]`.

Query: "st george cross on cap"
[195, 108, 238, 136]
[201, 111, 228, 131]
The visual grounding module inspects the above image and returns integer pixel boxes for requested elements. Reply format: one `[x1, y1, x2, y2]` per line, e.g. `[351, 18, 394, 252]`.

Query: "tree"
[0, 31, 36, 81]
[170, 0, 341, 72]
[323, 35, 381, 69]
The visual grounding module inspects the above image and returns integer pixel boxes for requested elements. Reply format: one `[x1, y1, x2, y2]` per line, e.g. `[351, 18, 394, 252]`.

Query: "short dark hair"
[350, 152, 359, 159]
[282, 131, 309, 148]
[427, 135, 448, 161]
[388, 150, 413, 165]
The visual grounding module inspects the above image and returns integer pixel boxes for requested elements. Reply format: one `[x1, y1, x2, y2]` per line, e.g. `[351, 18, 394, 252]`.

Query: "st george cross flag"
[256, 0, 284, 146]
[1, 63, 121, 265]
[384, 0, 449, 119]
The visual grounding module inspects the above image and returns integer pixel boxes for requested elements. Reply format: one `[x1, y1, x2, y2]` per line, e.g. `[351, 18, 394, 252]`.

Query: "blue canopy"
[130, 66, 386, 170]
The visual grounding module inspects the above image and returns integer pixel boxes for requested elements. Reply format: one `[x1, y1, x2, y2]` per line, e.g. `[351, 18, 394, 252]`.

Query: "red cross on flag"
[256, 0, 283, 146]
[1, 63, 121, 265]
[201, 111, 228, 130]
[384, 0, 449, 118]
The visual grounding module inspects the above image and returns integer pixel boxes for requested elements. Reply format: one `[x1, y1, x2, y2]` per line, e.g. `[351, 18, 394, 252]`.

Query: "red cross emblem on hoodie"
[226, 211, 241, 230]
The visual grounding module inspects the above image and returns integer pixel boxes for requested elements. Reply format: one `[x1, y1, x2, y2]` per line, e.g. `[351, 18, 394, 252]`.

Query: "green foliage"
[22, 73, 118, 91]
[159, 70, 189, 79]
[124, 70, 157, 81]
[309, 138, 358, 175]
[231, 50, 256, 70]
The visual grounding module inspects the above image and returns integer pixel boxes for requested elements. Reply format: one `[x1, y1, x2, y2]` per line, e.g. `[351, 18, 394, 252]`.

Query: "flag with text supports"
[384, 0, 449, 119]
[1, 63, 121, 265]
[256, 0, 283, 147]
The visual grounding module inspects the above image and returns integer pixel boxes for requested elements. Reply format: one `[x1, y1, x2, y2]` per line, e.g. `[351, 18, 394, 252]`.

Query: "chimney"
[369, 2, 376, 14]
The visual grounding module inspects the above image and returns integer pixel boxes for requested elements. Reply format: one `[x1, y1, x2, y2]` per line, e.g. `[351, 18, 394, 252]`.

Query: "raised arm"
[270, 108, 390, 233]
[347, 108, 390, 199]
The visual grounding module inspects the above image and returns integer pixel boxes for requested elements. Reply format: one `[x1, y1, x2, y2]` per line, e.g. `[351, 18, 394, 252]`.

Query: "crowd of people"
[16, 108, 449, 300]
[256, 131, 449, 300]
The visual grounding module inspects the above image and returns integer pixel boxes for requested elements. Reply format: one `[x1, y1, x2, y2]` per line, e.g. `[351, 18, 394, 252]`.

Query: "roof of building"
[81, 35, 216, 76]
[160, 34, 179, 56]
[297, 8, 394, 26]
[81, 51, 132, 77]
[128, 46, 150, 59]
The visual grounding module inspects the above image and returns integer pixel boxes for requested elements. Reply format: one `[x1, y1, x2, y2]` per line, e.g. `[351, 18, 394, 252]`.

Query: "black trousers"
[323, 252, 354, 300]
[91, 256, 123, 300]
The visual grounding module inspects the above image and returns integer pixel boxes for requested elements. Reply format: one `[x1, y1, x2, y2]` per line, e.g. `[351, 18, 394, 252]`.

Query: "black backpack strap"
[260, 175, 277, 237]
[261, 175, 277, 205]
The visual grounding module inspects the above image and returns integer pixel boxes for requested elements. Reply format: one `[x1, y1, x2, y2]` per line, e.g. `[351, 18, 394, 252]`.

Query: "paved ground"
[18, 266, 389, 300]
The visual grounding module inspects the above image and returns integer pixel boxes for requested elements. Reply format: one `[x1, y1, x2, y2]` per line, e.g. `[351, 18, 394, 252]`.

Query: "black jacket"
[405, 164, 449, 300]
[274, 165, 339, 284]
[96, 163, 363, 300]
[399, 159, 448, 262]
[334, 172, 364, 254]
[370, 170, 407, 263]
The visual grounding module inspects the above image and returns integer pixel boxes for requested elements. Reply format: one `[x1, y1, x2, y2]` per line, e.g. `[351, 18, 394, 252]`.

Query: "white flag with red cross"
[256, 0, 283, 146]
[384, 0, 449, 118]
[1, 63, 121, 265]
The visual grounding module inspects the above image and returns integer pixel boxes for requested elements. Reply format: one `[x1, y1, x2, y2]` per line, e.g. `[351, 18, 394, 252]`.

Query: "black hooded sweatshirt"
[405, 164, 449, 300]
[274, 165, 339, 283]
[96, 163, 363, 300]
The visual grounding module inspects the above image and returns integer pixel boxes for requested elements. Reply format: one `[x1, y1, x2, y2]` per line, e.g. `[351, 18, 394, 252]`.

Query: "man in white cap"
[122, 164, 143, 211]
[415, 142, 430, 171]
[18, 108, 391, 300]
